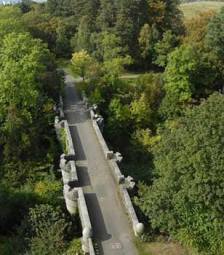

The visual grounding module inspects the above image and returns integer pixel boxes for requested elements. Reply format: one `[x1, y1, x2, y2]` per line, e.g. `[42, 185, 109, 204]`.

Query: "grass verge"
[135, 238, 194, 255]
[180, 1, 224, 20]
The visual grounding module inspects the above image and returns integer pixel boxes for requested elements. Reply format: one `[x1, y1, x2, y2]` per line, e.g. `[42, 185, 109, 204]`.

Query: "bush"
[0, 186, 37, 234]
[34, 180, 62, 205]
[65, 238, 83, 255]
[21, 204, 72, 255]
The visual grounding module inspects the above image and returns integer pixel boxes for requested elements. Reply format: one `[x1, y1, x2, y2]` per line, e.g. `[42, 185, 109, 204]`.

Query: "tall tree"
[0, 6, 25, 42]
[114, 0, 149, 61]
[184, 11, 215, 46]
[154, 30, 178, 67]
[138, 24, 159, 67]
[70, 15, 94, 53]
[0, 32, 55, 161]
[98, 32, 123, 61]
[71, 50, 95, 80]
[206, 8, 224, 66]
[47, 0, 99, 24]
[137, 93, 224, 255]
[96, 0, 116, 31]
[161, 44, 199, 118]
[147, 0, 184, 35]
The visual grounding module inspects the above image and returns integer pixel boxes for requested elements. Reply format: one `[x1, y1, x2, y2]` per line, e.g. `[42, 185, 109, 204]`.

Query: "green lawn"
[180, 1, 224, 20]
[120, 72, 141, 80]
[135, 239, 194, 255]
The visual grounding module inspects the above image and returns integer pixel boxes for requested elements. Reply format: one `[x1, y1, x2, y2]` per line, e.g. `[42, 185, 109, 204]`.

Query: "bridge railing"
[89, 108, 144, 237]
[55, 101, 95, 255]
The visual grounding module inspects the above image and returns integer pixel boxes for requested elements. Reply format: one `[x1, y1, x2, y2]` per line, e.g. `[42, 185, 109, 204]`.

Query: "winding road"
[63, 74, 138, 255]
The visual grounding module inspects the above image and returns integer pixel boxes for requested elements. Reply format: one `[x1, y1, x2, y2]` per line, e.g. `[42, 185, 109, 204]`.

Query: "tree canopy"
[1, 2, 224, 255]
[137, 93, 224, 255]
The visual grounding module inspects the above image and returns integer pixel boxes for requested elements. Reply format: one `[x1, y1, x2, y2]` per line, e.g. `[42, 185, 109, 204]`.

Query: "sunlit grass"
[135, 238, 194, 255]
[180, 1, 224, 20]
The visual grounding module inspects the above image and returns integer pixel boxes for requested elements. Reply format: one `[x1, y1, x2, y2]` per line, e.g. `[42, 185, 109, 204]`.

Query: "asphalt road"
[64, 74, 138, 255]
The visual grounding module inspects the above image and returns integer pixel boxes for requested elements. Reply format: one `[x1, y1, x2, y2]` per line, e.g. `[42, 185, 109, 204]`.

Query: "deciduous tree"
[71, 50, 95, 80]
[206, 7, 224, 58]
[137, 93, 224, 255]
[154, 30, 178, 67]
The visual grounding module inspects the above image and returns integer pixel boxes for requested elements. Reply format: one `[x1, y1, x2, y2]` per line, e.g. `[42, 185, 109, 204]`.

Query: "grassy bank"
[180, 1, 224, 19]
[135, 239, 194, 255]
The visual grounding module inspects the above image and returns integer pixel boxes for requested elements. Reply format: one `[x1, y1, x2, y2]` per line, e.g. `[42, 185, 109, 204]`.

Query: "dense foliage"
[1, 1, 224, 254]
[14, 0, 184, 68]
[72, 5, 224, 255]
[0, 4, 81, 255]
[137, 93, 224, 254]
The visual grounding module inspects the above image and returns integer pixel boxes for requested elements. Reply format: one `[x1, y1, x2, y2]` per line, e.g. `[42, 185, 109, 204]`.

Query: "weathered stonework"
[90, 105, 144, 237]
[77, 188, 93, 254]
[55, 100, 95, 254]
[63, 184, 78, 215]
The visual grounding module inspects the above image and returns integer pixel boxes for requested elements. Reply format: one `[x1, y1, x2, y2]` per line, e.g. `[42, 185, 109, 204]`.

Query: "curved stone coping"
[64, 120, 75, 155]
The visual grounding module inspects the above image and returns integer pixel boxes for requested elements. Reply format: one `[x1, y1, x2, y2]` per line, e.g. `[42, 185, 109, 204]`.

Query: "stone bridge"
[55, 73, 144, 255]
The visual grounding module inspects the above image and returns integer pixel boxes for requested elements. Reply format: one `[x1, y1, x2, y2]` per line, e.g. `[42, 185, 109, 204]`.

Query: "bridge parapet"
[89, 107, 144, 237]
[55, 104, 95, 255]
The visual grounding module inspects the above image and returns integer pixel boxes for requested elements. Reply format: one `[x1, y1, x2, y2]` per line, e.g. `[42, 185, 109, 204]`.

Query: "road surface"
[63, 74, 138, 255]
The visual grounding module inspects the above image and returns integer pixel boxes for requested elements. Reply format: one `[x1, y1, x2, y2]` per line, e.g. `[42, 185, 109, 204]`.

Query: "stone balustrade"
[77, 188, 93, 254]
[89, 106, 144, 237]
[55, 105, 95, 254]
